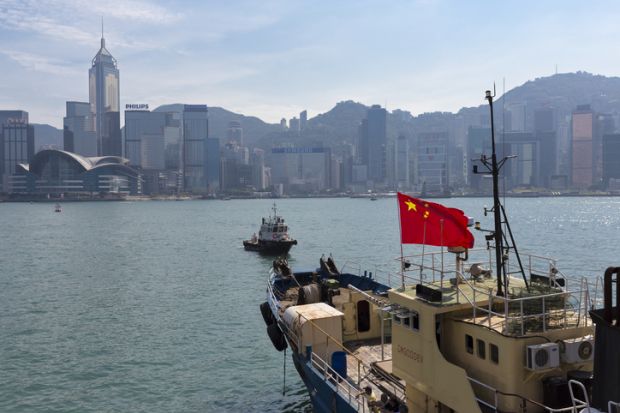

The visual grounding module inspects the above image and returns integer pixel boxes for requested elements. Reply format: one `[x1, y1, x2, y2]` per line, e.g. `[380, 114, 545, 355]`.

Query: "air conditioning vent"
[526, 343, 560, 370]
[559, 335, 594, 364]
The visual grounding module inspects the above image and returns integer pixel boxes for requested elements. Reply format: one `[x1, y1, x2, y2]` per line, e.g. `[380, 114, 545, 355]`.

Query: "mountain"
[153, 104, 281, 144]
[458, 72, 620, 131]
[33, 123, 62, 151]
[31, 72, 620, 155]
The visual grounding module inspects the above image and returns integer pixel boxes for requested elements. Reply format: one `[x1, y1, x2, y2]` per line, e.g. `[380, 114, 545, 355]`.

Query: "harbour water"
[1, 196, 619, 412]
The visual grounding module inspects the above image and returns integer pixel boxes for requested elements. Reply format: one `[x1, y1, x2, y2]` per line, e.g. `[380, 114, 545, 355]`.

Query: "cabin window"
[477, 339, 486, 359]
[490, 343, 499, 364]
[357, 300, 371, 332]
[465, 335, 473, 354]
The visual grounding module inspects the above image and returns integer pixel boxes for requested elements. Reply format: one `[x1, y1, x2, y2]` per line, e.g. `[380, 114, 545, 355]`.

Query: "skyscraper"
[89, 25, 121, 156]
[226, 121, 243, 145]
[364, 105, 387, 183]
[124, 109, 169, 169]
[300, 110, 308, 131]
[0, 111, 34, 192]
[571, 105, 596, 188]
[183, 105, 209, 192]
[417, 131, 448, 195]
[396, 134, 410, 189]
[64, 101, 96, 156]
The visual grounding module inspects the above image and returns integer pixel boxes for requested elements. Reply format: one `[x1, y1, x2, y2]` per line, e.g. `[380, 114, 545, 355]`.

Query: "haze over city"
[3, 0, 620, 126]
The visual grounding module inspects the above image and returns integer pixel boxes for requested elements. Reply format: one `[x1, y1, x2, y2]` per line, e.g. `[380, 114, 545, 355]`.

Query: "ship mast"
[474, 88, 529, 296]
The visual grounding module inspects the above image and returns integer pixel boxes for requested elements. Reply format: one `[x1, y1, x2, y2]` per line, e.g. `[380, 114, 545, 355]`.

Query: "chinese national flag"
[397, 192, 474, 248]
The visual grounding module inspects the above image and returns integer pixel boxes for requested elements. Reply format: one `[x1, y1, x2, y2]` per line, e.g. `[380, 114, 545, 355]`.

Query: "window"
[490, 343, 499, 364]
[412, 312, 420, 331]
[466, 334, 473, 354]
[357, 300, 370, 332]
[477, 339, 486, 359]
[402, 313, 411, 328]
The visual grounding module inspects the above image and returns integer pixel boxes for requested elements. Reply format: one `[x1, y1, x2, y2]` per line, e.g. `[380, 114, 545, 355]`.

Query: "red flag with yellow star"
[397, 192, 474, 248]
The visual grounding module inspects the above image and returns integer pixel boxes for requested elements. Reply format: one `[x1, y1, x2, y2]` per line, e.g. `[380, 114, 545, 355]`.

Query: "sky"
[2, 0, 620, 128]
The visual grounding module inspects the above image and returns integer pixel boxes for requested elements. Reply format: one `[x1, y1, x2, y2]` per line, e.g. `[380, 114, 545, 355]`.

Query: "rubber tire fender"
[267, 323, 288, 352]
[260, 301, 275, 326]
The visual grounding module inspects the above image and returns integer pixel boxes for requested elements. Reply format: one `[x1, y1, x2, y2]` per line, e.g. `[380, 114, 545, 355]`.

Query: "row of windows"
[465, 334, 499, 364]
[393, 310, 420, 331]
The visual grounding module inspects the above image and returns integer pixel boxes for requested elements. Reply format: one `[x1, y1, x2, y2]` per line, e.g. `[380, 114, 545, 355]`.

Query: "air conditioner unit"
[526, 343, 560, 370]
[559, 335, 594, 364]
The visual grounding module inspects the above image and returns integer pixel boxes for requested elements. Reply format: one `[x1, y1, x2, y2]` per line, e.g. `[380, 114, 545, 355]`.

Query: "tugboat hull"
[243, 239, 297, 254]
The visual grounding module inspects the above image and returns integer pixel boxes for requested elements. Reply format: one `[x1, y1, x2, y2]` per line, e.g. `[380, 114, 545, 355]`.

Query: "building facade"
[183, 105, 209, 192]
[1, 117, 34, 193]
[364, 105, 387, 184]
[571, 105, 596, 188]
[603, 134, 620, 188]
[12, 149, 140, 196]
[64, 101, 96, 156]
[417, 131, 448, 195]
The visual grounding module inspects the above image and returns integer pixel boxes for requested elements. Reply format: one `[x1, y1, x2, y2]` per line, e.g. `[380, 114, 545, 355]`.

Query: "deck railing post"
[542, 296, 546, 332]
[504, 295, 509, 334]
[520, 299, 524, 336]
[488, 289, 492, 328]
[473, 287, 477, 322]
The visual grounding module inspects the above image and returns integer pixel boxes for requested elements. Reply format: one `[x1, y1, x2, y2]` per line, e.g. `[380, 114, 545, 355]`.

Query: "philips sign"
[272, 147, 327, 154]
[125, 104, 149, 110]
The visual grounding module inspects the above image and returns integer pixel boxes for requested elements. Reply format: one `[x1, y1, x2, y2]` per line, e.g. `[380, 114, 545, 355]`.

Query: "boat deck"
[343, 339, 405, 402]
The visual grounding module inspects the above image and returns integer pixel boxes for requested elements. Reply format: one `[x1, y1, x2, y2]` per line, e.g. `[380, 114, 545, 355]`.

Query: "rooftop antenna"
[472, 85, 528, 296]
[101, 16, 105, 48]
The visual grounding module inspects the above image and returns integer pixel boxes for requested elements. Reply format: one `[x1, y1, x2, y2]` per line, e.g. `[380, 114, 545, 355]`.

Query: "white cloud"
[0, 50, 81, 76]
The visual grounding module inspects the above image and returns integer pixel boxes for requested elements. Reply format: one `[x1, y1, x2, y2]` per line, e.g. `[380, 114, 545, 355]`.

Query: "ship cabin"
[259, 212, 290, 241]
[389, 248, 598, 413]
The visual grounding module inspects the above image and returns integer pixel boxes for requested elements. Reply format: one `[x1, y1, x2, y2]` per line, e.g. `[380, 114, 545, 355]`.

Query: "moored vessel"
[243, 203, 297, 255]
[259, 90, 619, 413]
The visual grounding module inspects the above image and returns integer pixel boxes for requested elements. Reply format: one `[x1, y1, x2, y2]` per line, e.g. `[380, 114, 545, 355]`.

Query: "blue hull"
[292, 352, 359, 413]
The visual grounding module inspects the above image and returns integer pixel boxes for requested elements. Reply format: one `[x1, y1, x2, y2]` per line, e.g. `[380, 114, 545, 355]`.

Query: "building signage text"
[272, 147, 326, 154]
[125, 104, 149, 110]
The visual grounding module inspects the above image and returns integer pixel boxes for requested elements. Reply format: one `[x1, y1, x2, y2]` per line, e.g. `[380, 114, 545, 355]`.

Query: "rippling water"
[0, 197, 619, 412]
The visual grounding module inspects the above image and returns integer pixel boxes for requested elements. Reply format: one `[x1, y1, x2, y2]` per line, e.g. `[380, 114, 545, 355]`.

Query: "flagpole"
[420, 220, 427, 282]
[440, 219, 444, 286]
[397, 195, 405, 290]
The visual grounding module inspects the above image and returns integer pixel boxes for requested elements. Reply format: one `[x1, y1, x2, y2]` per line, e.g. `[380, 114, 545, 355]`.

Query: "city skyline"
[2, 0, 620, 127]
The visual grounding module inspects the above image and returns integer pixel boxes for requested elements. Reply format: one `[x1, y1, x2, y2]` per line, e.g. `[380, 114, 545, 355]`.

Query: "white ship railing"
[467, 376, 587, 412]
[398, 249, 599, 334]
[308, 352, 369, 413]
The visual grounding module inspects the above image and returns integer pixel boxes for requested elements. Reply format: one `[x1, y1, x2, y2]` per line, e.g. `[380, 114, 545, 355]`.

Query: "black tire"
[260, 301, 275, 326]
[267, 323, 288, 352]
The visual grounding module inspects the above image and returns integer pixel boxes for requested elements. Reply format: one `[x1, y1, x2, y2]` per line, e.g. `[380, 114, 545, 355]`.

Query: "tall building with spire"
[89, 22, 121, 156]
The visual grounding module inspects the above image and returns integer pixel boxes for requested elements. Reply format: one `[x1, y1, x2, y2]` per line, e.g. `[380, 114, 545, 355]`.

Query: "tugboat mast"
[486, 90, 505, 296]
[474, 88, 529, 296]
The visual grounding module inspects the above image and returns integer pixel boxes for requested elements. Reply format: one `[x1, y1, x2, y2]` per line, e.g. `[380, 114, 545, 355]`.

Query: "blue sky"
[1, 0, 620, 127]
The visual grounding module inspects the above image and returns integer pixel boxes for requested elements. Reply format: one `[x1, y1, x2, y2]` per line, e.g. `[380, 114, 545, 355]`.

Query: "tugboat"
[259, 90, 619, 413]
[243, 203, 297, 255]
